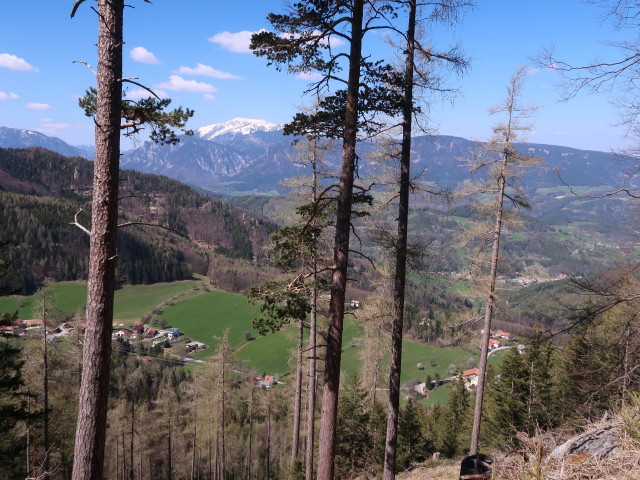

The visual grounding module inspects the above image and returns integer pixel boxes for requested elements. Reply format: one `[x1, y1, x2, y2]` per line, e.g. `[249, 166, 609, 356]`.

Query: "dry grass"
[396, 460, 459, 480]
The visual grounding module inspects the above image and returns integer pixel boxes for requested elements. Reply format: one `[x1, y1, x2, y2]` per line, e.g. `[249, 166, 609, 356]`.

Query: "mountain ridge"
[1, 121, 635, 196]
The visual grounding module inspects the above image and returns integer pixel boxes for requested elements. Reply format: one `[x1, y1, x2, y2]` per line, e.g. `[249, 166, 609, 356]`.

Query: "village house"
[0, 325, 17, 335]
[186, 341, 206, 351]
[495, 329, 511, 340]
[144, 327, 158, 339]
[131, 324, 145, 335]
[114, 328, 133, 340]
[21, 319, 44, 329]
[413, 382, 427, 396]
[259, 375, 276, 389]
[489, 338, 501, 350]
[167, 327, 182, 339]
[461, 368, 480, 388]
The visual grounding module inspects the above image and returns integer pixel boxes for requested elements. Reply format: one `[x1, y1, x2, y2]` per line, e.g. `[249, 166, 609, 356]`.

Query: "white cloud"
[39, 121, 91, 135]
[208, 30, 265, 53]
[26, 102, 53, 111]
[0, 53, 38, 72]
[204, 93, 216, 101]
[175, 63, 241, 79]
[155, 75, 217, 93]
[0, 91, 19, 101]
[130, 46, 162, 64]
[296, 71, 323, 81]
[124, 88, 168, 100]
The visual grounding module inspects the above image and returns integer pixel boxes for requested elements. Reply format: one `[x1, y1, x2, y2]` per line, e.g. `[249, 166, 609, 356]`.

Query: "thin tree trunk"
[247, 385, 254, 480]
[304, 287, 317, 480]
[71, 1, 124, 478]
[219, 343, 226, 479]
[469, 148, 508, 455]
[191, 422, 197, 480]
[130, 400, 135, 480]
[168, 419, 173, 480]
[26, 396, 30, 478]
[43, 302, 50, 480]
[122, 429, 126, 480]
[267, 392, 271, 480]
[115, 439, 120, 480]
[292, 315, 304, 462]
[382, 2, 416, 478]
[316, 2, 364, 479]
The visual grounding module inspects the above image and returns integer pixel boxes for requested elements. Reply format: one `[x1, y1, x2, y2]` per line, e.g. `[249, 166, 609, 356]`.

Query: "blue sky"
[0, 1, 632, 152]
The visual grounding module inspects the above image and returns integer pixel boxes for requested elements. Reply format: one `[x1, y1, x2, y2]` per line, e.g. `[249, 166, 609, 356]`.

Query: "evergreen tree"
[0, 314, 35, 479]
[484, 347, 528, 447]
[437, 377, 470, 457]
[335, 376, 373, 479]
[396, 400, 430, 471]
[251, 3, 399, 477]
[70, 1, 193, 477]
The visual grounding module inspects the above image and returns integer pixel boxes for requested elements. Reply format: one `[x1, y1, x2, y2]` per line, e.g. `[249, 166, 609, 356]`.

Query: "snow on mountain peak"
[197, 117, 283, 140]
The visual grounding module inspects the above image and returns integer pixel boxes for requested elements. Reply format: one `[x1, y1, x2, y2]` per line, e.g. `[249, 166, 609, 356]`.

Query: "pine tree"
[484, 347, 528, 447]
[251, 3, 401, 478]
[396, 401, 429, 471]
[437, 377, 470, 457]
[69, 1, 193, 477]
[0, 314, 35, 479]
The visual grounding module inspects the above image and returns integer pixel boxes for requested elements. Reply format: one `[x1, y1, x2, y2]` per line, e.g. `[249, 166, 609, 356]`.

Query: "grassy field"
[159, 288, 260, 358]
[0, 278, 206, 322]
[1, 278, 510, 404]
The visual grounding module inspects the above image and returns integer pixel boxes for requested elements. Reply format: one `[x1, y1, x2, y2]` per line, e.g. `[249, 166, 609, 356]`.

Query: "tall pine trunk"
[382, 1, 416, 478]
[316, 2, 365, 478]
[71, 1, 123, 478]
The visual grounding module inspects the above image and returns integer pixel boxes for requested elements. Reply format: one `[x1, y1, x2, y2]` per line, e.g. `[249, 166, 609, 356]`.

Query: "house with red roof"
[495, 330, 511, 340]
[131, 324, 145, 335]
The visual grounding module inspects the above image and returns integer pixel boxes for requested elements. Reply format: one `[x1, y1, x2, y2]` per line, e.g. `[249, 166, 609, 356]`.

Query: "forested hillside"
[0, 147, 276, 293]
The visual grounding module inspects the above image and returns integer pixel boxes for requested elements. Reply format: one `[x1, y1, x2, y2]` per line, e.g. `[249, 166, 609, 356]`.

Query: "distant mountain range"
[1, 120, 635, 196]
[0, 126, 94, 159]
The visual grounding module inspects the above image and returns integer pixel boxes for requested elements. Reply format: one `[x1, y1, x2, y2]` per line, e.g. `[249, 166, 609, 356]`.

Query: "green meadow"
[1, 279, 510, 403]
[0, 278, 206, 321]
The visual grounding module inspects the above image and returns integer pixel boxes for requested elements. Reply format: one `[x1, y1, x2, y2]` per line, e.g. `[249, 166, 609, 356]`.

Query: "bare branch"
[70, 0, 87, 18]
[72, 60, 97, 75]
[555, 167, 640, 198]
[116, 221, 187, 238]
[121, 78, 161, 100]
[70, 209, 91, 235]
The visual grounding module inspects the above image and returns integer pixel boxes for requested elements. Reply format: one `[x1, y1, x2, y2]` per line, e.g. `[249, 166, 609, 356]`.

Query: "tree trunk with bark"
[469, 66, 534, 454]
[316, 2, 365, 479]
[71, 1, 124, 478]
[382, 1, 416, 478]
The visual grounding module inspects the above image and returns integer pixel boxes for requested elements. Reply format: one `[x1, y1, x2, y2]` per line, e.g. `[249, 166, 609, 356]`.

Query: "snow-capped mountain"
[1, 122, 627, 198]
[197, 118, 283, 141]
[0, 126, 92, 159]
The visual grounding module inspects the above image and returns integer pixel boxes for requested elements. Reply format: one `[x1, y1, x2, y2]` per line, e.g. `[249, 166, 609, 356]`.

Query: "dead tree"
[468, 66, 540, 454]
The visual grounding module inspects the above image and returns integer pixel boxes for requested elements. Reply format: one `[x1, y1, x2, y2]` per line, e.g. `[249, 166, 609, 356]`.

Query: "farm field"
[1, 279, 510, 403]
[0, 278, 206, 321]
[159, 288, 260, 358]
